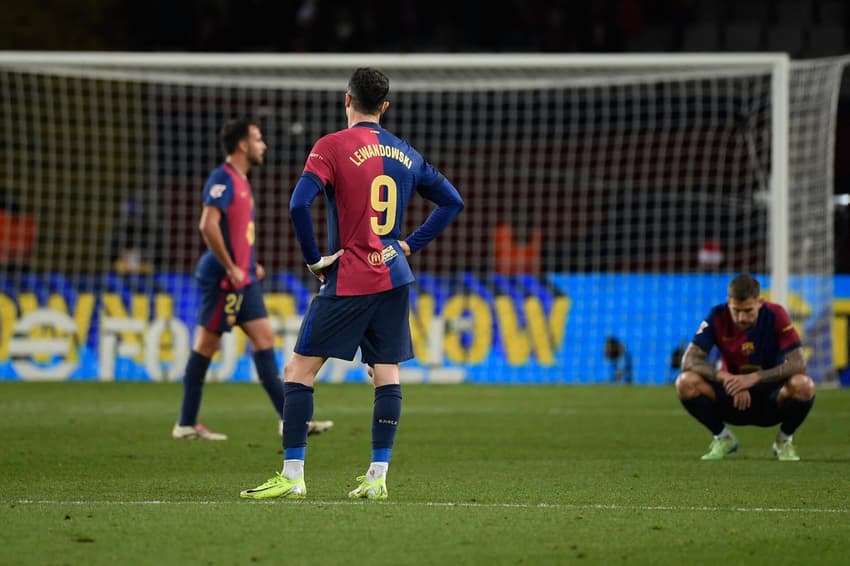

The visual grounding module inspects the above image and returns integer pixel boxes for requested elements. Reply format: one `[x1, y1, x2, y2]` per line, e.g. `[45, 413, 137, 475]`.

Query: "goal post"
[0, 52, 844, 383]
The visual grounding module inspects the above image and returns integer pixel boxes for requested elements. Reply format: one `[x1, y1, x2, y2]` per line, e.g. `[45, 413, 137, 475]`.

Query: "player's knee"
[675, 372, 704, 399]
[193, 338, 220, 358]
[249, 332, 275, 351]
[283, 361, 298, 383]
[193, 327, 221, 357]
[241, 319, 275, 350]
[786, 374, 815, 401]
[283, 355, 321, 385]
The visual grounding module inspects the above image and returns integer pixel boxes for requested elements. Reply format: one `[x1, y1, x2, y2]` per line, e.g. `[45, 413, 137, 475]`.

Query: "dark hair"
[220, 118, 256, 156]
[348, 67, 389, 115]
[728, 273, 761, 301]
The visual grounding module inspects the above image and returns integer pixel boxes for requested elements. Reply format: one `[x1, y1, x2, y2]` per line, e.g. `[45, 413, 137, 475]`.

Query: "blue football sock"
[178, 351, 212, 426]
[680, 395, 724, 436]
[253, 348, 285, 418]
[779, 396, 815, 436]
[282, 382, 314, 461]
[371, 384, 402, 463]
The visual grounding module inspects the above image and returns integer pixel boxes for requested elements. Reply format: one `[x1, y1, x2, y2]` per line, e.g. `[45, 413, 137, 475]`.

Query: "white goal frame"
[9, 51, 847, 384]
[0, 51, 793, 305]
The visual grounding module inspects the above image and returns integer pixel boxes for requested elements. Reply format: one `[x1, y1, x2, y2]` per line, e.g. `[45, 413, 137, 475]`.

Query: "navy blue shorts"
[197, 280, 268, 334]
[710, 381, 784, 427]
[294, 284, 413, 364]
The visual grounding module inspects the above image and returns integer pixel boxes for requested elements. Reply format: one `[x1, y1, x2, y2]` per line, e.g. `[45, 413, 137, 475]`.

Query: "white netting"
[787, 57, 848, 381]
[0, 54, 844, 383]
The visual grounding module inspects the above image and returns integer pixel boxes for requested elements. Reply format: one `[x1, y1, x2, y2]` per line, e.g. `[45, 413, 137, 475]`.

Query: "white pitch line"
[10, 500, 850, 514]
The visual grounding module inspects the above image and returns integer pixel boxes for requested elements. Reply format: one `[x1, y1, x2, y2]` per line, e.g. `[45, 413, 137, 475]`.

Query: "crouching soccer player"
[676, 273, 815, 461]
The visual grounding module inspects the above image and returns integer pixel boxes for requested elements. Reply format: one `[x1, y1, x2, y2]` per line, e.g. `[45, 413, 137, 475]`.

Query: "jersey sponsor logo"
[782, 324, 794, 332]
[367, 251, 382, 266]
[210, 184, 227, 198]
[741, 341, 755, 354]
[696, 320, 708, 335]
[381, 244, 398, 262]
[308, 152, 325, 161]
[366, 244, 399, 266]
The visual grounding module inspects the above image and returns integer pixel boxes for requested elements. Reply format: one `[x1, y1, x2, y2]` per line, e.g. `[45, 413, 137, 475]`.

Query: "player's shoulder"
[205, 164, 234, 186]
[706, 303, 727, 320]
[380, 128, 419, 155]
[203, 164, 236, 201]
[760, 300, 791, 318]
[307, 129, 351, 160]
[315, 128, 352, 146]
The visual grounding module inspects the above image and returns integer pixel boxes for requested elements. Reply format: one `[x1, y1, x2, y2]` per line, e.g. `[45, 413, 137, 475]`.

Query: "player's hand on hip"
[308, 249, 345, 281]
[227, 266, 246, 287]
[732, 390, 751, 411]
[398, 240, 411, 256]
[255, 263, 265, 281]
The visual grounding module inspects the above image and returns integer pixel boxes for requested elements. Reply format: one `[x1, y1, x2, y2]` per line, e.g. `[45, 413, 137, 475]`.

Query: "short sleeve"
[772, 304, 802, 353]
[303, 136, 335, 186]
[691, 311, 717, 353]
[202, 171, 234, 210]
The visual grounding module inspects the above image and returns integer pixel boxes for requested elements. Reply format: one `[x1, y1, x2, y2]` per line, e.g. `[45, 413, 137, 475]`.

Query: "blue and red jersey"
[691, 300, 801, 374]
[290, 121, 463, 296]
[195, 162, 257, 290]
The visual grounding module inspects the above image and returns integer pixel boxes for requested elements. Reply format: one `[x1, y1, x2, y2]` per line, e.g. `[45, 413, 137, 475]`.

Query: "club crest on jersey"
[741, 341, 755, 354]
[210, 184, 227, 198]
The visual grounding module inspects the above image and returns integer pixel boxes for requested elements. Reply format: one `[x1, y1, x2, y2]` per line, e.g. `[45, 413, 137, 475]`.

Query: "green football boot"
[240, 473, 306, 500]
[772, 440, 801, 461]
[700, 436, 739, 460]
[348, 475, 388, 500]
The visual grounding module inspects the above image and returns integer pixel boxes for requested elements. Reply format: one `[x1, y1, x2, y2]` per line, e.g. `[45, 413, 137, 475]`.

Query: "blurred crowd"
[3, 0, 848, 56]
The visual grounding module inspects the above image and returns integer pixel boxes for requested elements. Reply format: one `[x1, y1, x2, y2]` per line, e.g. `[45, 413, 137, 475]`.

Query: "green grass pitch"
[1, 381, 849, 565]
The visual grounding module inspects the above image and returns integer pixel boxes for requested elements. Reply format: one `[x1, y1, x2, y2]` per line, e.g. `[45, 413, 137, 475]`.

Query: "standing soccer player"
[676, 274, 815, 461]
[241, 67, 464, 500]
[173, 118, 333, 441]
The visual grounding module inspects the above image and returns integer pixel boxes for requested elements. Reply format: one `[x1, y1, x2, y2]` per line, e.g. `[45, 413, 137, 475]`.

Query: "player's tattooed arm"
[757, 347, 806, 384]
[680, 343, 718, 381]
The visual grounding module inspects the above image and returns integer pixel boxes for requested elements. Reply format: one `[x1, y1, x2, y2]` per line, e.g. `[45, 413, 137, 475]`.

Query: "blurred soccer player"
[676, 274, 815, 461]
[241, 67, 463, 500]
[173, 118, 333, 441]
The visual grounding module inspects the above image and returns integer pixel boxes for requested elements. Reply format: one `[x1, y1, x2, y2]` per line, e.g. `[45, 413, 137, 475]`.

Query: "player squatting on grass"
[676, 273, 815, 461]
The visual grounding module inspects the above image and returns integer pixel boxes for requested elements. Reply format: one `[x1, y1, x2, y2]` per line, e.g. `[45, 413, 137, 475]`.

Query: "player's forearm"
[406, 205, 461, 253]
[407, 178, 464, 253]
[289, 175, 322, 265]
[289, 206, 321, 265]
[757, 348, 806, 384]
[201, 227, 236, 271]
[680, 344, 718, 381]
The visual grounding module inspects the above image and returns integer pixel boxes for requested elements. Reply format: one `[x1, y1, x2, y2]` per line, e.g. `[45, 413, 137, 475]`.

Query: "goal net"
[0, 53, 845, 383]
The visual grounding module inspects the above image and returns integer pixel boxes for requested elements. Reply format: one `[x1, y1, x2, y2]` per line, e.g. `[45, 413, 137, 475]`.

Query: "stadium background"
[1, 0, 850, 385]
